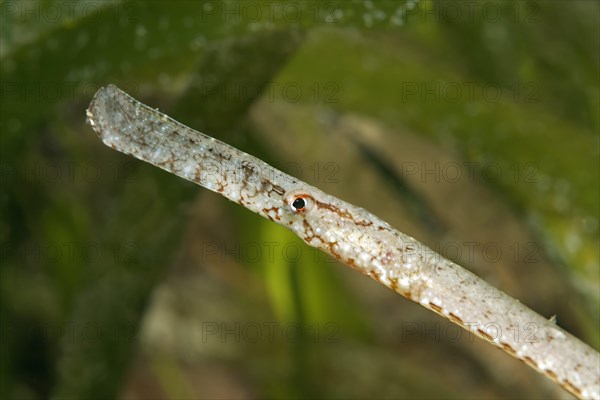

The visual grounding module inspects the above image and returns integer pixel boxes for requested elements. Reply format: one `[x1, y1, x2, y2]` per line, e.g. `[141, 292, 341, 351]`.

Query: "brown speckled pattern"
[87, 85, 599, 399]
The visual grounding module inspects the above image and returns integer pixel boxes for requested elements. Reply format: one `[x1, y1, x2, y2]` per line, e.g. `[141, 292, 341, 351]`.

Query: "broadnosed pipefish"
[86, 85, 599, 399]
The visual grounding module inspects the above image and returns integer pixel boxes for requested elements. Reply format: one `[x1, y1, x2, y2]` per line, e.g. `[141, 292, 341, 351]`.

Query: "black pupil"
[292, 197, 306, 210]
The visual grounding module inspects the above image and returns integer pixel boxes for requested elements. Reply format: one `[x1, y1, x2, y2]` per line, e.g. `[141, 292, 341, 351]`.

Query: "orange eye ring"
[285, 191, 313, 213]
[291, 197, 306, 211]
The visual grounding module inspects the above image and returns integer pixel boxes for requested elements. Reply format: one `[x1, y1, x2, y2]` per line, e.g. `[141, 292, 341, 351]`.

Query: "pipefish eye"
[285, 191, 314, 213]
[292, 197, 306, 211]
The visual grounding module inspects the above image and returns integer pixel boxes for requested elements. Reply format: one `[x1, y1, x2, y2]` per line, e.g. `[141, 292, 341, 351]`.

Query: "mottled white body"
[87, 85, 599, 399]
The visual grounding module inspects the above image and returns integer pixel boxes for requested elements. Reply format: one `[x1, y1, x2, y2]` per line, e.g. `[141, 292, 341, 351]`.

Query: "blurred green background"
[1, 0, 598, 399]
